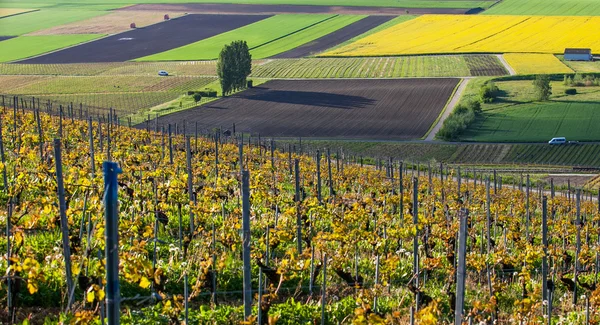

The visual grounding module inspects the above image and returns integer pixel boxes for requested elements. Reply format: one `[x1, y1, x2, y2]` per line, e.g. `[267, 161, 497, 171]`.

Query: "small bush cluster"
[563, 74, 600, 87]
[479, 81, 499, 103]
[187, 89, 218, 97]
[564, 88, 577, 95]
[437, 100, 481, 140]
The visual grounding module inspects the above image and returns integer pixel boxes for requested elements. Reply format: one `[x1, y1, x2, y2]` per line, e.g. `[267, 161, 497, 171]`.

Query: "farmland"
[503, 53, 573, 74]
[28, 10, 186, 35]
[0, 34, 102, 63]
[252, 55, 506, 78]
[155, 78, 459, 139]
[324, 15, 600, 56]
[0, 0, 497, 9]
[483, 0, 600, 16]
[137, 14, 351, 61]
[0, 61, 221, 76]
[0, 8, 36, 18]
[458, 79, 600, 142]
[21, 14, 270, 63]
[560, 56, 600, 73]
[0, 9, 105, 36]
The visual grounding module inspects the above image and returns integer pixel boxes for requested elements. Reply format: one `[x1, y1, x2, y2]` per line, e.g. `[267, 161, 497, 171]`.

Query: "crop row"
[0, 61, 220, 76]
[252, 55, 506, 79]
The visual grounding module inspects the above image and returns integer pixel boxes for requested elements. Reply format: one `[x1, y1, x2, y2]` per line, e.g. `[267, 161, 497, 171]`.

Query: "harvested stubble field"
[252, 55, 506, 78]
[154, 78, 459, 139]
[20, 14, 270, 63]
[0, 8, 36, 18]
[325, 15, 600, 56]
[28, 11, 185, 35]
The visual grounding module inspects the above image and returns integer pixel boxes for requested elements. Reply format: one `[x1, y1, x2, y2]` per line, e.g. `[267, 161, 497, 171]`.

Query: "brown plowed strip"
[271, 15, 395, 58]
[152, 78, 459, 139]
[120, 3, 474, 15]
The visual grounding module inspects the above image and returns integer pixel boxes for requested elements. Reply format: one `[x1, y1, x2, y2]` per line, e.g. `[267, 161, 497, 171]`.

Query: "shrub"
[564, 88, 577, 95]
[187, 89, 218, 97]
[533, 75, 552, 101]
[193, 93, 202, 103]
[437, 106, 476, 140]
[480, 81, 499, 103]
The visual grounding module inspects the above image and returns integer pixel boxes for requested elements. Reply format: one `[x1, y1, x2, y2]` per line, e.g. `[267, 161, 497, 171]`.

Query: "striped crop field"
[0, 34, 103, 63]
[503, 53, 573, 74]
[137, 14, 364, 61]
[323, 15, 600, 56]
[252, 55, 506, 78]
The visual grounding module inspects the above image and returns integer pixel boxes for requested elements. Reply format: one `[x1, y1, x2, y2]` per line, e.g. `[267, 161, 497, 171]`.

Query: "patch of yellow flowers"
[323, 15, 600, 56]
[503, 53, 573, 74]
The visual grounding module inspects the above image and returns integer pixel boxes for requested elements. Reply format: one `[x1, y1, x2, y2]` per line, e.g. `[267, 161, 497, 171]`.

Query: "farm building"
[564, 48, 592, 61]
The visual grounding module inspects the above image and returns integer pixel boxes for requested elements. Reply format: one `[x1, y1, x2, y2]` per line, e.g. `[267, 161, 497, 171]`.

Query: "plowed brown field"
[155, 79, 459, 139]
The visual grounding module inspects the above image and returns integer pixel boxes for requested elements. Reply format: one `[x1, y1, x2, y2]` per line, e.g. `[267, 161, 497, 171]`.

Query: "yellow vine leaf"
[139, 276, 151, 289]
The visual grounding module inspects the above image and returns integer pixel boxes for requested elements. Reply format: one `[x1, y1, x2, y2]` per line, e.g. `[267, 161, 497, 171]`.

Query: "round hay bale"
[164, 14, 170, 20]
[130, 22, 136, 29]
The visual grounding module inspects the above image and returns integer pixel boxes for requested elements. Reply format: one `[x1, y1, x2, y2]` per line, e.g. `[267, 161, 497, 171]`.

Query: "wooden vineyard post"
[295, 159, 302, 254]
[88, 118, 95, 178]
[327, 148, 333, 198]
[54, 139, 74, 312]
[186, 137, 195, 235]
[1, 113, 12, 321]
[399, 162, 404, 225]
[103, 161, 121, 325]
[215, 131, 219, 181]
[242, 170, 252, 320]
[574, 189, 581, 306]
[316, 150, 322, 203]
[455, 208, 469, 325]
[526, 174, 530, 241]
[168, 124, 173, 165]
[35, 108, 43, 160]
[457, 166, 461, 196]
[321, 254, 327, 325]
[542, 196, 550, 321]
[413, 177, 419, 311]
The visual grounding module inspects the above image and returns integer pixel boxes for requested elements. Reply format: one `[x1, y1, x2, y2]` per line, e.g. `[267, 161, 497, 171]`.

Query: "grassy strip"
[0, 9, 107, 36]
[0, 34, 102, 62]
[483, 0, 600, 15]
[137, 14, 335, 61]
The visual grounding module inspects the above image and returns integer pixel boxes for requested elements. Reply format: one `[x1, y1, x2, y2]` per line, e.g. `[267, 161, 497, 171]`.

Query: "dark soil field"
[19, 14, 270, 63]
[122, 3, 474, 15]
[0, 36, 14, 42]
[272, 15, 395, 58]
[465, 56, 507, 76]
[154, 79, 459, 139]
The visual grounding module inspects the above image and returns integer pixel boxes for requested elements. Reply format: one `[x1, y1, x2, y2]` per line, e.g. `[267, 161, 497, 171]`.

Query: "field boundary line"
[0, 8, 40, 20]
[424, 78, 470, 141]
[496, 54, 516, 76]
[12, 14, 189, 63]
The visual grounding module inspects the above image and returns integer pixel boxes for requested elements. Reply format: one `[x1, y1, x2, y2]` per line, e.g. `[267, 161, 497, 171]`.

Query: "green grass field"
[0, 9, 106, 35]
[0, 34, 102, 62]
[137, 14, 342, 61]
[0, 0, 495, 9]
[252, 55, 506, 78]
[460, 80, 600, 142]
[559, 56, 600, 73]
[483, 0, 600, 15]
[249, 15, 365, 59]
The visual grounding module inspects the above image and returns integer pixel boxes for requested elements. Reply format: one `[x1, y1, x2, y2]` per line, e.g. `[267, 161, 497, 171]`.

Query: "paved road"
[424, 78, 471, 141]
[496, 54, 516, 76]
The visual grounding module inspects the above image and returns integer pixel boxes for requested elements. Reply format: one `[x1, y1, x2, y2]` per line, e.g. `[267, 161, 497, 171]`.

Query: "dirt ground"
[120, 3, 474, 15]
[153, 78, 459, 139]
[272, 15, 395, 58]
[28, 11, 185, 35]
[20, 14, 271, 63]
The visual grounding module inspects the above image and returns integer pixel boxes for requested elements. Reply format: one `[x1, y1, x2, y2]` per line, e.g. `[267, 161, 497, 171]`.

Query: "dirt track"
[19, 14, 271, 63]
[271, 15, 395, 58]
[121, 3, 475, 15]
[154, 79, 459, 139]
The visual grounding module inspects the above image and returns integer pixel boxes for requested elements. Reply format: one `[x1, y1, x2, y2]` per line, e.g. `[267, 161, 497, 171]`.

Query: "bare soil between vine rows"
[19, 14, 271, 63]
[154, 78, 459, 139]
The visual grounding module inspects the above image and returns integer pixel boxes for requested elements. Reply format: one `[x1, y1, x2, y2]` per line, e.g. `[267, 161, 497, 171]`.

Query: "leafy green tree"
[193, 93, 202, 103]
[533, 75, 552, 101]
[217, 40, 252, 96]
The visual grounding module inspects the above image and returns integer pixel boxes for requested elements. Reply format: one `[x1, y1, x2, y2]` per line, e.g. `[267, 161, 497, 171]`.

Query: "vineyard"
[252, 55, 506, 79]
[0, 102, 599, 324]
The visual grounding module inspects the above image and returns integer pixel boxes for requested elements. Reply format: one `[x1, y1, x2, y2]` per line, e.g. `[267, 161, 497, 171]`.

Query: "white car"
[158, 70, 169, 76]
[548, 137, 566, 145]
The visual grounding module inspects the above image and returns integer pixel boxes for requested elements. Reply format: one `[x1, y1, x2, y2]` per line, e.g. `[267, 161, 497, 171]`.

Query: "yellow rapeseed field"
[503, 53, 573, 74]
[323, 15, 600, 56]
[0, 8, 35, 18]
